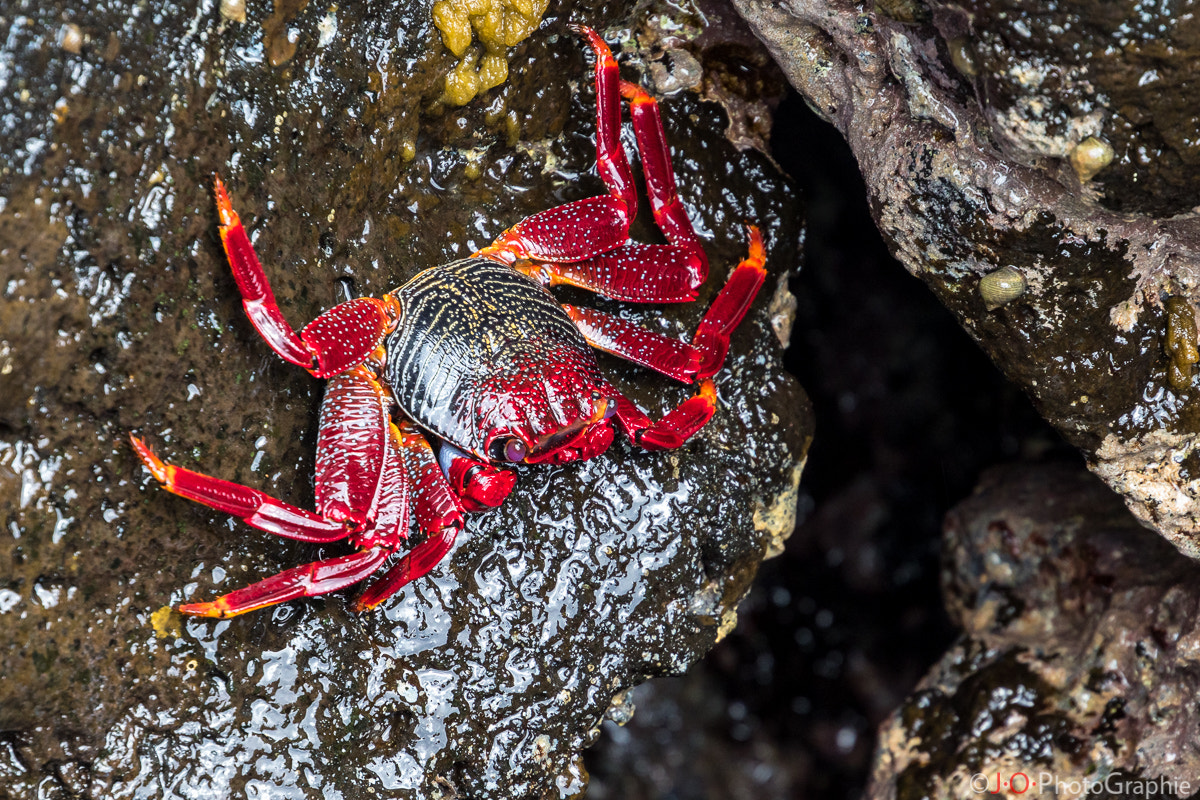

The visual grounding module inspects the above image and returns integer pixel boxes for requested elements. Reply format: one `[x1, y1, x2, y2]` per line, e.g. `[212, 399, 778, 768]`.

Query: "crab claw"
[448, 459, 517, 512]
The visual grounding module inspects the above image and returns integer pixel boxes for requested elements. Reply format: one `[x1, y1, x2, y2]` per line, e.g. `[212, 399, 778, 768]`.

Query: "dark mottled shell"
[383, 258, 602, 455]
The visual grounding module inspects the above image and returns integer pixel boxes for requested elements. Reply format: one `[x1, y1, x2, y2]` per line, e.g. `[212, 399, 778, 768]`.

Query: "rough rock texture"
[0, 0, 809, 796]
[867, 464, 1200, 798]
[930, 0, 1200, 217]
[731, 0, 1200, 556]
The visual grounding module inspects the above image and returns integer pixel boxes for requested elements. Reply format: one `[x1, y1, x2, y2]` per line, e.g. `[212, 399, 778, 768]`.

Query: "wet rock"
[867, 464, 1200, 797]
[731, 0, 1200, 557]
[0, 0, 808, 797]
[930, 0, 1200, 217]
[586, 672, 812, 800]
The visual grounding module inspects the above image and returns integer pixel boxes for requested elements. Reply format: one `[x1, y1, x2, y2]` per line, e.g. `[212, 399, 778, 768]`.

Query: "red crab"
[131, 25, 766, 618]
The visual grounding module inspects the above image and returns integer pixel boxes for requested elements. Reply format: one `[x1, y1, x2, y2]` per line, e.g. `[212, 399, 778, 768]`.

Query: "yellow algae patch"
[444, 49, 510, 106]
[1164, 296, 1199, 391]
[151, 604, 183, 639]
[432, 0, 550, 104]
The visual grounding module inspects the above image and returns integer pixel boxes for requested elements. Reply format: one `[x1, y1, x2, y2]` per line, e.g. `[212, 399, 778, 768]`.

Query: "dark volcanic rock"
[731, 0, 1200, 555]
[867, 464, 1200, 797]
[0, 0, 808, 796]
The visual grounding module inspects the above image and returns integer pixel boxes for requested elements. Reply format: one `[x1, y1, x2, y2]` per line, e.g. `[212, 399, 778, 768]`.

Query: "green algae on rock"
[1163, 296, 1199, 392]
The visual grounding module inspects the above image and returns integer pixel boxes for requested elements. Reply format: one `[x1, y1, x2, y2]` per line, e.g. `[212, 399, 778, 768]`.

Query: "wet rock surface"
[0, 0, 808, 796]
[868, 463, 1200, 798]
[731, 0, 1200, 556]
[584, 94, 1078, 800]
[931, 0, 1200, 217]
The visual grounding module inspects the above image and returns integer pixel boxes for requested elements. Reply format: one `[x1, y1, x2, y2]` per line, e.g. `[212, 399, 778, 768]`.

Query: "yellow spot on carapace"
[432, 0, 550, 105]
[151, 604, 184, 639]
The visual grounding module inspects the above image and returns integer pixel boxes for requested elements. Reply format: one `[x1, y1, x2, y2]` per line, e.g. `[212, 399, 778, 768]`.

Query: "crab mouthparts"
[525, 396, 612, 463]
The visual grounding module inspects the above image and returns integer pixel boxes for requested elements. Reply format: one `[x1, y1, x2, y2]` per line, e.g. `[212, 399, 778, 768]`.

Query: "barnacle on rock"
[1164, 296, 1199, 391]
[58, 23, 83, 53]
[219, 0, 246, 23]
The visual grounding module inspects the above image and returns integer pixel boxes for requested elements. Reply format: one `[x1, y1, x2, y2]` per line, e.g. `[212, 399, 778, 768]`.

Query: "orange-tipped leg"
[130, 434, 351, 542]
[561, 226, 765, 451]
[613, 379, 718, 451]
[179, 547, 392, 618]
[214, 174, 399, 379]
[693, 225, 767, 378]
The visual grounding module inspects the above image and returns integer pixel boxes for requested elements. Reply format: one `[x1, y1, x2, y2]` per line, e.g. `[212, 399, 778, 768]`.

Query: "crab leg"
[397, 420, 465, 535]
[134, 364, 431, 617]
[179, 548, 393, 619]
[479, 27, 711, 301]
[475, 26, 640, 266]
[215, 175, 399, 379]
[563, 226, 767, 450]
[572, 24, 637, 220]
[562, 304, 700, 382]
[565, 226, 764, 380]
[129, 435, 351, 542]
[692, 225, 767, 377]
[314, 365, 393, 525]
[355, 421, 466, 610]
[354, 529, 459, 611]
[515, 243, 704, 303]
[615, 381, 720, 451]
[619, 79, 708, 279]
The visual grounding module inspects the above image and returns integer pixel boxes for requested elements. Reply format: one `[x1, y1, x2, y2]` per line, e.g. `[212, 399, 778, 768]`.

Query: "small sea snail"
[1069, 137, 1114, 183]
[979, 266, 1026, 311]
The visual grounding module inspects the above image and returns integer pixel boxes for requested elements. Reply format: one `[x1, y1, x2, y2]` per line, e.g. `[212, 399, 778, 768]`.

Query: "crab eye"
[505, 439, 527, 462]
[490, 437, 526, 463]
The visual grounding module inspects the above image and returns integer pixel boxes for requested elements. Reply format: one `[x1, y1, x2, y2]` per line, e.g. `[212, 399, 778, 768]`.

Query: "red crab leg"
[354, 529, 459, 611]
[396, 421, 465, 536]
[475, 26, 638, 266]
[619, 79, 708, 279]
[572, 24, 637, 220]
[565, 226, 767, 450]
[130, 435, 350, 542]
[477, 196, 630, 264]
[313, 361, 416, 545]
[562, 304, 700, 382]
[177, 412, 420, 618]
[615, 380, 719, 451]
[515, 243, 703, 303]
[692, 225, 767, 378]
[354, 421, 466, 610]
[564, 225, 765, 381]
[215, 175, 399, 379]
[313, 365, 392, 526]
[179, 548, 392, 619]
